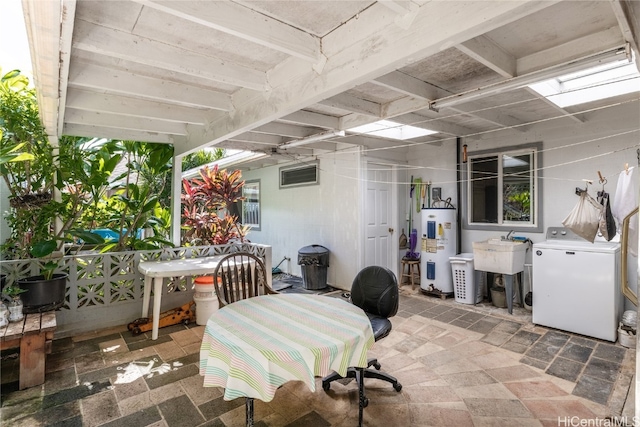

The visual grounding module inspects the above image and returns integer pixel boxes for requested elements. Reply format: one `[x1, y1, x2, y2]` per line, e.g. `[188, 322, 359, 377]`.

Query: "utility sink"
[472, 238, 528, 275]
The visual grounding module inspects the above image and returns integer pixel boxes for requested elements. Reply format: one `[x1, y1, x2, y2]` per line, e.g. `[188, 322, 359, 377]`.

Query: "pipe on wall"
[456, 137, 463, 254]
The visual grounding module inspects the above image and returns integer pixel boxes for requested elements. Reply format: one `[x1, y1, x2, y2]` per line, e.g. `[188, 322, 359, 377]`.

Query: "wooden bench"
[0, 312, 57, 389]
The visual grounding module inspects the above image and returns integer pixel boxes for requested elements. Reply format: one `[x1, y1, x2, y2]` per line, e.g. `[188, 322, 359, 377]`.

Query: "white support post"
[170, 155, 183, 246]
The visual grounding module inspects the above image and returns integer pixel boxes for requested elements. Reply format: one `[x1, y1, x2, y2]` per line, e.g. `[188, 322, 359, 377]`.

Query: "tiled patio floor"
[0, 284, 635, 426]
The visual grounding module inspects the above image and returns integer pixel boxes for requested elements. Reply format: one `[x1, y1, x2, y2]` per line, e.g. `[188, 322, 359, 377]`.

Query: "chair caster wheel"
[373, 362, 381, 370]
[394, 383, 402, 392]
[322, 381, 330, 391]
[361, 397, 369, 408]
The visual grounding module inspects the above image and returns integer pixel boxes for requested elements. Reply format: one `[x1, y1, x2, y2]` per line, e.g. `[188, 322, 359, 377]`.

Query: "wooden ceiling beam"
[517, 27, 626, 75]
[65, 89, 215, 125]
[174, 0, 559, 154]
[319, 93, 382, 117]
[610, 0, 640, 70]
[62, 123, 173, 143]
[68, 62, 233, 111]
[64, 108, 189, 135]
[456, 35, 516, 78]
[252, 122, 321, 138]
[279, 110, 340, 130]
[132, 0, 321, 62]
[73, 19, 266, 91]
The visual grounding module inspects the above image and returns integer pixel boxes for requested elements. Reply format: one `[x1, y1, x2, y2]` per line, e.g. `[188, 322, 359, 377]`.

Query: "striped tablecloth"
[199, 293, 374, 402]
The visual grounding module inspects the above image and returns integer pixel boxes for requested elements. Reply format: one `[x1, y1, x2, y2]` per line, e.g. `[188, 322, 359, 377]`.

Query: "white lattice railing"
[0, 243, 272, 337]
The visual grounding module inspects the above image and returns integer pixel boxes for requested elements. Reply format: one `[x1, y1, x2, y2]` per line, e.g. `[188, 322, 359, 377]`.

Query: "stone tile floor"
[0, 283, 635, 426]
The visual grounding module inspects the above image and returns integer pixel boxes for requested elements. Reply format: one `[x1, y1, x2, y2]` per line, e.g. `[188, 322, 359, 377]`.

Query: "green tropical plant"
[1, 68, 65, 263]
[181, 165, 248, 245]
[95, 140, 174, 252]
[1, 283, 26, 298]
[182, 148, 225, 172]
[1, 69, 173, 264]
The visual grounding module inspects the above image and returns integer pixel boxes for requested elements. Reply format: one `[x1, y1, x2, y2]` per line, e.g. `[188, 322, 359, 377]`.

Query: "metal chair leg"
[245, 397, 254, 427]
[356, 367, 368, 427]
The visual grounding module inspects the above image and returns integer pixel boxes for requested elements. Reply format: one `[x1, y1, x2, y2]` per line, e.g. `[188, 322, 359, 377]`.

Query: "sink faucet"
[503, 230, 515, 241]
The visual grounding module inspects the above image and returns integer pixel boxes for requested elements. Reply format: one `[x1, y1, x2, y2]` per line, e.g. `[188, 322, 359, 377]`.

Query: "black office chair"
[322, 266, 402, 425]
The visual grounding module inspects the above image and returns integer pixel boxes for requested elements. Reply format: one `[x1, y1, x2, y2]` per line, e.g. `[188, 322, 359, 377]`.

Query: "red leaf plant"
[181, 165, 249, 246]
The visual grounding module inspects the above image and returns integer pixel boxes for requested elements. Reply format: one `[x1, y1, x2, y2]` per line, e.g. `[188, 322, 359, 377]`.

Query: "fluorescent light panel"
[348, 120, 437, 140]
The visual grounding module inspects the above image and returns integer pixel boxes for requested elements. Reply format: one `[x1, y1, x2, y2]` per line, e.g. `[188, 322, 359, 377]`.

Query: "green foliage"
[181, 165, 248, 245]
[2, 283, 26, 297]
[0, 69, 175, 263]
[91, 141, 174, 252]
[0, 68, 52, 199]
[182, 149, 225, 172]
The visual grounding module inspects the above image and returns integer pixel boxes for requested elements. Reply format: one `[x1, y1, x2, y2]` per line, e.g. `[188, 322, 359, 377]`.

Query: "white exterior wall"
[407, 101, 640, 309]
[242, 151, 362, 290]
[241, 102, 639, 300]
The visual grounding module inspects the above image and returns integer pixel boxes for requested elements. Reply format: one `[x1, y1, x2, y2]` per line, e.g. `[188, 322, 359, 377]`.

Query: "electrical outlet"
[432, 187, 441, 200]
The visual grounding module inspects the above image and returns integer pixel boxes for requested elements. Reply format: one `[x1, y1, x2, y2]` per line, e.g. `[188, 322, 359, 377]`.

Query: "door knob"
[388, 228, 394, 233]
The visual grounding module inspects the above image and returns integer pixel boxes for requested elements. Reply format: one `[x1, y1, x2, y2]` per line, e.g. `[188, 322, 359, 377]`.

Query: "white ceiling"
[23, 0, 640, 170]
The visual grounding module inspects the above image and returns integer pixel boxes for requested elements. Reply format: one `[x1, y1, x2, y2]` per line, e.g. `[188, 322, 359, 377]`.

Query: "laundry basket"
[450, 253, 483, 304]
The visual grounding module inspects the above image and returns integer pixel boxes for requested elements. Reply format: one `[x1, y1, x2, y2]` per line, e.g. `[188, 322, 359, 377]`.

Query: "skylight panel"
[529, 57, 640, 108]
[348, 120, 437, 140]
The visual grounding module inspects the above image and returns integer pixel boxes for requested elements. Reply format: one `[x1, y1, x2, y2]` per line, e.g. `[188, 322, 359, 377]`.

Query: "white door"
[364, 161, 394, 271]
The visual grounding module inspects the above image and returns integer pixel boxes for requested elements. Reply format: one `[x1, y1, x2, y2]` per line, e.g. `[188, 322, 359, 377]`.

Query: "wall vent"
[280, 161, 319, 188]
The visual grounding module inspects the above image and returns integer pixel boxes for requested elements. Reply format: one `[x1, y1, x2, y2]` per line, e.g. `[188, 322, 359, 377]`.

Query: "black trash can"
[298, 245, 330, 290]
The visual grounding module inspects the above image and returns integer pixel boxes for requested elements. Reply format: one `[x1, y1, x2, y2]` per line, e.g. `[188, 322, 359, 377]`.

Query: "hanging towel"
[612, 167, 638, 257]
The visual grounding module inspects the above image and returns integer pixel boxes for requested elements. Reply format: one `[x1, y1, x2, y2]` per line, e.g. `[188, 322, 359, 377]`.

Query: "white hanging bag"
[562, 191, 603, 242]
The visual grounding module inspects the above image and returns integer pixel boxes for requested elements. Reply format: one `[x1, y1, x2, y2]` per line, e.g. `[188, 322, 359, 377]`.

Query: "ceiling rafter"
[372, 76, 527, 132]
[176, 0, 555, 155]
[64, 108, 188, 135]
[279, 110, 340, 130]
[610, 0, 640, 70]
[516, 27, 625, 75]
[72, 19, 266, 91]
[67, 62, 233, 111]
[456, 35, 516, 78]
[65, 89, 215, 125]
[373, 71, 443, 99]
[252, 122, 322, 138]
[131, 0, 322, 63]
[378, 1, 418, 15]
[319, 93, 382, 117]
[63, 123, 173, 144]
[229, 132, 285, 146]
[453, 37, 562, 127]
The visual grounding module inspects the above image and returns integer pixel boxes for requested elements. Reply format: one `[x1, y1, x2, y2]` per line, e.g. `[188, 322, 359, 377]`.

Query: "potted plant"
[2, 283, 26, 322]
[1, 70, 104, 312]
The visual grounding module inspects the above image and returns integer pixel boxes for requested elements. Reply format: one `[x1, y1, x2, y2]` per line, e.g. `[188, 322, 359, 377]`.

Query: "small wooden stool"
[400, 257, 421, 290]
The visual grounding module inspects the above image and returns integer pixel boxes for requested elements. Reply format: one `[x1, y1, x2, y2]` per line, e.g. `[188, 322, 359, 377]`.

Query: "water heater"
[420, 208, 457, 295]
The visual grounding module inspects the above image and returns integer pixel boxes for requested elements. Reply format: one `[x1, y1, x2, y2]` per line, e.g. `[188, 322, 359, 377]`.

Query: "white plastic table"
[138, 256, 224, 340]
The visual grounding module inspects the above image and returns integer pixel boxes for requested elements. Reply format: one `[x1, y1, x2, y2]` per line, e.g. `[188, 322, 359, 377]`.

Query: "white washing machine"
[532, 227, 621, 342]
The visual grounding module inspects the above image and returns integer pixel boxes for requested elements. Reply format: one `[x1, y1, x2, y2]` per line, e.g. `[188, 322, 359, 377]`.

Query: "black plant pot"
[17, 273, 67, 313]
